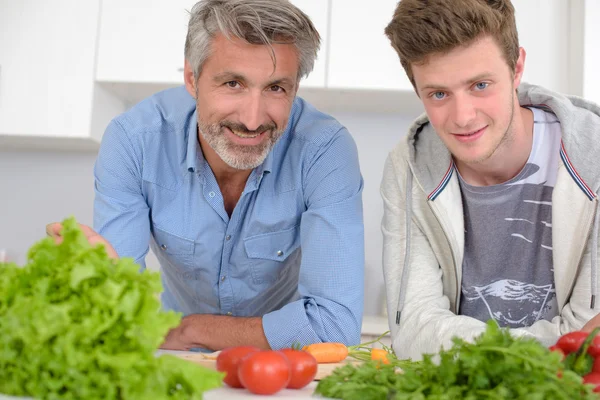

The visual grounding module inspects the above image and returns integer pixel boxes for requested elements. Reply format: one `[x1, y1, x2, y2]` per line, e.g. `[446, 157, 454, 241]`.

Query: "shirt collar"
[185, 109, 201, 173]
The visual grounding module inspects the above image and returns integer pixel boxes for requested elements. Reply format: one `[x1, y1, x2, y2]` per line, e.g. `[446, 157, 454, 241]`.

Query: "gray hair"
[184, 0, 321, 81]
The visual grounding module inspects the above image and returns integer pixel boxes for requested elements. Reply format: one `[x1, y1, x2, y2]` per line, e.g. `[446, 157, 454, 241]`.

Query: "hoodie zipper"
[429, 200, 462, 313]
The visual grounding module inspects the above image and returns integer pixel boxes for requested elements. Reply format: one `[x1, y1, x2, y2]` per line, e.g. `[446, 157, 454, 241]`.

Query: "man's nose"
[452, 95, 477, 129]
[238, 92, 267, 132]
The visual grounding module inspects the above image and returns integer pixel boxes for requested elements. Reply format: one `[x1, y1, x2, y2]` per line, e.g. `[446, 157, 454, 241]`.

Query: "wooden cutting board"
[174, 351, 357, 380]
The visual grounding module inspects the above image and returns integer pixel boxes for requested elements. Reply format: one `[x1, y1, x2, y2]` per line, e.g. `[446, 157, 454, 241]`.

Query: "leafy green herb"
[0, 217, 223, 399]
[315, 321, 599, 399]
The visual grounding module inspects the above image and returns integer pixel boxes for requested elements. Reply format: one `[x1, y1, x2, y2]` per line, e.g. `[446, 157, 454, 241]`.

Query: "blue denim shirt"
[93, 86, 365, 348]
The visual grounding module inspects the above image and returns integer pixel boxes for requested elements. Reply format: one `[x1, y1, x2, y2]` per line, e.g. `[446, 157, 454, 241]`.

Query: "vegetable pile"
[315, 321, 600, 399]
[0, 218, 223, 399]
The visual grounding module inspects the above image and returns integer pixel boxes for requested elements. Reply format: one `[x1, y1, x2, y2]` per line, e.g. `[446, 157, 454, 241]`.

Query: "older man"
[49, 0, 364, 351]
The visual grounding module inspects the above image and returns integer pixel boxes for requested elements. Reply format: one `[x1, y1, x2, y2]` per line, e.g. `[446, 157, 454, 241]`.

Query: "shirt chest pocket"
[244, 226, 301, 285]
[152, 226, 196, 274]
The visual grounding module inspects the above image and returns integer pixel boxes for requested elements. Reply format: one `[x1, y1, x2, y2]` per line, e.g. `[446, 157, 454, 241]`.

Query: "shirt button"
[225, 235, 231, 241]
[209, 191, 215, 198]
[221, 276, 226, 282]
[226, 312, 232, 316]
[160, 244, 167, 250]
[277, 250, 284, 257]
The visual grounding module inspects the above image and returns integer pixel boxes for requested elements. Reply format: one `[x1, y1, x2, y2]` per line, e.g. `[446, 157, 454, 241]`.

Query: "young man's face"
[185, 34, 298, 170]
[412, 36, 525, 167]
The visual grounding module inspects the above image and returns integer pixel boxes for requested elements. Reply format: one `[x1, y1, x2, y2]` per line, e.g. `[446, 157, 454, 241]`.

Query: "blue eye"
[475, 82, 488, 91]
[433, 91, 446, 100]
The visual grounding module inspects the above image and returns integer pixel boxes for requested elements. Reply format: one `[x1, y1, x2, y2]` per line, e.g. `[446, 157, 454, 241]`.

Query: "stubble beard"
[198, 118, 284, 170]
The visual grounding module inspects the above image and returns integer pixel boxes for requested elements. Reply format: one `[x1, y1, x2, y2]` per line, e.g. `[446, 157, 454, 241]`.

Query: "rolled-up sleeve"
[262, 128, 365, 348]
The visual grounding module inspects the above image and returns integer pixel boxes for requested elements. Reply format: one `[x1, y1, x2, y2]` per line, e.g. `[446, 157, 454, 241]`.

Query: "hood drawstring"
[591, 200, 599, 309]
[396, 169, 413, 325]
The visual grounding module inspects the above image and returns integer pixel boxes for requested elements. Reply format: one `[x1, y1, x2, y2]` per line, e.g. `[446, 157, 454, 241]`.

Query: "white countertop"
[0, 382, 329, 400]
[204, 382, 331, 399]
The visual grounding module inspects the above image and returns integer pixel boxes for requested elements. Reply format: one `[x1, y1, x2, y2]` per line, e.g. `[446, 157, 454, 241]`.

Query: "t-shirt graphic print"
[458, 107, 561, 328]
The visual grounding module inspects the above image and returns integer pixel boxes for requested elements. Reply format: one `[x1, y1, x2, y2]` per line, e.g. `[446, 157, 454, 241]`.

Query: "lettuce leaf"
[0, 217, 223, 399]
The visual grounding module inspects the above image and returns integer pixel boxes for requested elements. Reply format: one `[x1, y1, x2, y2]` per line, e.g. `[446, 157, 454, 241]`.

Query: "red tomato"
[583, 372, 600, 392]
[593, 356, 600, 373]
[555, 331, 589, 354]
[216, 346, 260, 388]
[549, 345, 566, 361]
[588, 335, 600, 357]
[238, 350, 291, 395]
[279, 349, 318, 389]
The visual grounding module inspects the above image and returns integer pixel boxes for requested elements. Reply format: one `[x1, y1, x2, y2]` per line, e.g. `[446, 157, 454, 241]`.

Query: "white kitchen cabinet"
[96, 0, 328, 89]
[0, 0, 121, 149]
[582, 0, 600, 105]
[96, 0, 194, 84]
[327, 0, 412, 92]
[290, 0, 329, 88]
[327, 0, 571, 94]
[513, 0, 571, 94]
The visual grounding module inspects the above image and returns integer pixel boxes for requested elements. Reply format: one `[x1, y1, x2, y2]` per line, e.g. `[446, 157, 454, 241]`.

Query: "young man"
[48, 0, 364, 351]
[381, 0, 600, 359]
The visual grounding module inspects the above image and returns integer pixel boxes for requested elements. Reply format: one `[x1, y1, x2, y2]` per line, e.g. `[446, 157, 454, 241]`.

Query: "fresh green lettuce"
[0, 217, 223, 399]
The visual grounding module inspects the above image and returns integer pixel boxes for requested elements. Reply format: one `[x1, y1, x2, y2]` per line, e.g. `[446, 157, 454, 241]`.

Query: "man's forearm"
[162, 314, 271, 351]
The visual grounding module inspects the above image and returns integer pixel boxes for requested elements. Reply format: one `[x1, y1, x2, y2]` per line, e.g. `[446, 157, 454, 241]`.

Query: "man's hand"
[160, 314, 270, 352]
[582, 313, 600, 332]
[46, 222, 118, 259]
[161, 315, 198, 351]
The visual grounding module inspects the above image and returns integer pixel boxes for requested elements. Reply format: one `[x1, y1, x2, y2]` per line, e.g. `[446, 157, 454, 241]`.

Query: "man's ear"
[184, 59, 197, 98]
[513, 47, 526, 88]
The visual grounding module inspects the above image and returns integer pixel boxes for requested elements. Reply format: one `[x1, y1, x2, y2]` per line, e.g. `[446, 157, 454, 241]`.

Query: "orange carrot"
[370, 348, 390, 364]
[302, 342, 349, 363]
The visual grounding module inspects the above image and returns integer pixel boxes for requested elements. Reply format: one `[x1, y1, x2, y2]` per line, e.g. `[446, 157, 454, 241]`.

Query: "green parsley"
[315, 321, 599, 399]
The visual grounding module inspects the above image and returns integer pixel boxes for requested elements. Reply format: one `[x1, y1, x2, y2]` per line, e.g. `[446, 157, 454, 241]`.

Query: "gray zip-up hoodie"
[381, 83, 600, 360]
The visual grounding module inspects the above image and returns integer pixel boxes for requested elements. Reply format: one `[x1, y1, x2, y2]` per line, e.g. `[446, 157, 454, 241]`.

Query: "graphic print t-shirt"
[458, 107, 561, 328]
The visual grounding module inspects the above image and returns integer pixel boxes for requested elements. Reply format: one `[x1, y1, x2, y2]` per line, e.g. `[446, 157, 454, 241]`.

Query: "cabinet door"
[96, 0, 327, 88]
[96, 0, 194, 84]
[513, 0, 570, 94]
[0, 0, 99, 137]
[290, 0, 328, 88]
[327, 0, 412, 91]
[582, 0, 600, 104]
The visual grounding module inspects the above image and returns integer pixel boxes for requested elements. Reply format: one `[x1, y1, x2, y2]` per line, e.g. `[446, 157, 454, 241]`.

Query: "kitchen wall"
[0, 108, 418, 316]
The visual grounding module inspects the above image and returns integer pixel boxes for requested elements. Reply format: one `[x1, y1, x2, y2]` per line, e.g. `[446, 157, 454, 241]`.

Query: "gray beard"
[198, 122, 283, 170]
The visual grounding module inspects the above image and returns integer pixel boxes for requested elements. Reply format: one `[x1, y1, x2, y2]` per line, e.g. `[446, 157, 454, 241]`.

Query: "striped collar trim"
[560, 141, 596, 200]
[427, 141, 597, 201]
[428, 161, 455, 201]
